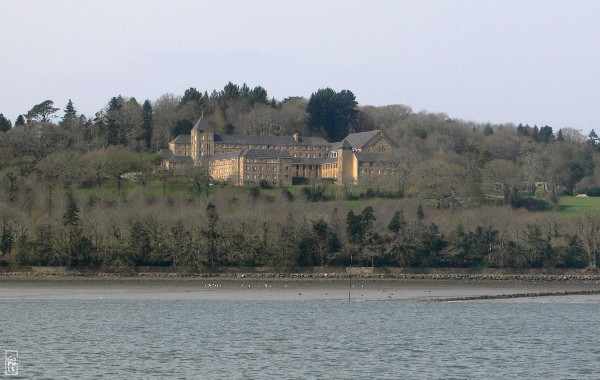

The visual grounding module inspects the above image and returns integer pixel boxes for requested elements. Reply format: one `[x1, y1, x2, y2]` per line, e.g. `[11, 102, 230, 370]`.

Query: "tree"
[102, 147, 140, 198]
[26, 100, 59, 123]
[589, 129, 599, 150]
[14, 115, 25, 127]
[307, 88, 358, 141]
[410, 159, 467, 208]
[62, 190, 80, 229]
[417, 205, 425, 220]
[388, 210, 406, 233]
[537, 125, 553, 144]
[248, 86, 269, 106]
[141, 99, 153, 149]
[221, 81, 240, 100]
[180, 87, 202, 105]
[63, 99, 77, 122]
[482, 124, 494, 136]
[0, 114, 11, 132]
[203, 202, 220, 267]
[106, 96, 124, 145]
[482, 159, 523, 200]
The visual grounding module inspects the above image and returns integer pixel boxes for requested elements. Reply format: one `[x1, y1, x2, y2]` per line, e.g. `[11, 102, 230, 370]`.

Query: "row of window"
[215, 143, 329, 151]
[192, 135, 212, 141]
[360, 169, 396, 175]
[246, 174, 278, 180]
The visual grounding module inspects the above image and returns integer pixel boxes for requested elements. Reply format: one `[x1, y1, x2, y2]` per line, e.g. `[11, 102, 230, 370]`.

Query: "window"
[253, 174, 257, 179]
[266, 174, 270, 179]
[273, 175, 277, 180]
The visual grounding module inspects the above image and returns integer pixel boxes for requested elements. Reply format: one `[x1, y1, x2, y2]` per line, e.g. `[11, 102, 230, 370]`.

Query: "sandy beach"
[2, 276, 600, 302]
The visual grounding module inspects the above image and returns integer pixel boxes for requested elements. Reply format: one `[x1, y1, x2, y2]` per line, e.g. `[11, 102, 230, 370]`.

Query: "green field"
[558, 196, 600, 216]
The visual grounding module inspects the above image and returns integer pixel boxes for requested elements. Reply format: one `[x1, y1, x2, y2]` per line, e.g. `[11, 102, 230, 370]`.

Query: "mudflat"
[1, 276, 600, 302]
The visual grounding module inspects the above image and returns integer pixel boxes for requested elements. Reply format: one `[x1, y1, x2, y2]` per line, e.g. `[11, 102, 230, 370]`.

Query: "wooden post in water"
[349, 252, 352, 302]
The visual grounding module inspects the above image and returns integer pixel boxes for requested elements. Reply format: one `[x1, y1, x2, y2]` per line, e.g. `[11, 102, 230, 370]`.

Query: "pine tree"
[0, 114, 11, 132]
[14, 115, 25, 127]
[141, 99, 153, 149]
[62, 191, 80, 229]
[63, 99, 77, 121]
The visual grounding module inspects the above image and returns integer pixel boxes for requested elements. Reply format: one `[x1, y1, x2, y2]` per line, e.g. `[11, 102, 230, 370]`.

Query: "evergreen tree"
[63, 191, 80, 228]
[417, 205, 425, 220]
[26, 100, 59, 123]
[180, 87, 202, 106]
[307, 88, 358, 141]
[0, 114, 11, 132]
[388, 210, 406, 233]
[106, 96, 123, 145]
[14, 115, 25, 127]
[141, 99, 153, 149]
[63, 99, 77, 122]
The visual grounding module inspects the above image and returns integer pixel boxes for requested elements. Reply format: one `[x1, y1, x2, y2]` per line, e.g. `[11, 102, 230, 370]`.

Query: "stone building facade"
[162, 117, 398, 186]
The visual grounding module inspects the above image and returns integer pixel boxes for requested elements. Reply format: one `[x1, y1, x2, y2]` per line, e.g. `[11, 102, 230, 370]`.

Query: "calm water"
[1, 300, 599, 379]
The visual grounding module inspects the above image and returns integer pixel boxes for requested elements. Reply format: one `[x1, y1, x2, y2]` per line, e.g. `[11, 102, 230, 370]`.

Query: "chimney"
[293, 133, 299, 142]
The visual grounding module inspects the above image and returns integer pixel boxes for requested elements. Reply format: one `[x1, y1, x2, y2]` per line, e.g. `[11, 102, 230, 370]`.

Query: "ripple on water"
[1, 300, 600, 378]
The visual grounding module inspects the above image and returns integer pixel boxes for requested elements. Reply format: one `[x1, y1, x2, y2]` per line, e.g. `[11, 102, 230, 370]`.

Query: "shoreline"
[3, 267, 600, 283]
[2, 273, 600, 301]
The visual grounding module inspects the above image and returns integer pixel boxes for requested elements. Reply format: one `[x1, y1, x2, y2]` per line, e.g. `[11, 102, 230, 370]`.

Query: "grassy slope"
[558, 196, 600, 216]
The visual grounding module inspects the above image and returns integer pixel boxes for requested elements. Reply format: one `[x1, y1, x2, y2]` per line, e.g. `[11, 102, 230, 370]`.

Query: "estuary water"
[1, 298, 599, 379]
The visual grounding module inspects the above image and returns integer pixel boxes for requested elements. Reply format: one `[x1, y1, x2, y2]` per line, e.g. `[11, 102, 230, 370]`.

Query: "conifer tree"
[0, 114, 11, 132]
[63, 99, 77, 121]
[14, 115, 25, 127]
[141, 99, 153, 149]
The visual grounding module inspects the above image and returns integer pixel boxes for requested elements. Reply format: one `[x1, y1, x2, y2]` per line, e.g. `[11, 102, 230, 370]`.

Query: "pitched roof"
[214, 134, 329, 147]
[330, 141, 343, 150]
[191, 117, 213, 132]
[345, 130, 381, 149]
[157, 149, 173, 159]
[171, 134, 191, 144]
[341, 139, 352, 149]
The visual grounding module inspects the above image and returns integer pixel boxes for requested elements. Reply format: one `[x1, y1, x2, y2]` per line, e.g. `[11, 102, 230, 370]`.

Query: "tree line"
[0, 180, 597, 270]
[1, 82, 600, 270]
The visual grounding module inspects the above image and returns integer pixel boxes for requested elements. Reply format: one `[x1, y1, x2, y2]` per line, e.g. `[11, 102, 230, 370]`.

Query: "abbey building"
[159, 117, 398, 186]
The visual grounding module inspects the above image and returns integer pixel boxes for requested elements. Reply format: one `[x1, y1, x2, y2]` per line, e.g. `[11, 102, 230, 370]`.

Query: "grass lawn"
[558, 196, 600, 216]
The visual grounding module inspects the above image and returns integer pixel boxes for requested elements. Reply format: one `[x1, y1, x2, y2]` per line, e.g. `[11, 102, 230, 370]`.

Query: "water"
[1, 300, 599, 379]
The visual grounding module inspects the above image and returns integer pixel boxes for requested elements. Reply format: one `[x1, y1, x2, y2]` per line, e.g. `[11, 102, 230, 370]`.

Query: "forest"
[1, 81, 600, 271]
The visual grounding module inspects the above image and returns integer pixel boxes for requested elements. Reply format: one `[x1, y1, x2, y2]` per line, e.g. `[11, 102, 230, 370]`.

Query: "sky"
[1, 0, 599, 133]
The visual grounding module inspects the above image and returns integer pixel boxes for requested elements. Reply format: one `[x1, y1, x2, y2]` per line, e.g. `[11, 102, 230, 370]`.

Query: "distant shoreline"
[2, 266, 600, 283]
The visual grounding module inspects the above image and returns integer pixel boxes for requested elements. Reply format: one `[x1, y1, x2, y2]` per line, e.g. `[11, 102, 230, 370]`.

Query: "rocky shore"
[2, 266, 600, 283]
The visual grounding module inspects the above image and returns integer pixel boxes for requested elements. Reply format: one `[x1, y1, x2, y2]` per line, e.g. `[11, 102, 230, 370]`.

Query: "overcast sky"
[2, 0, 599, 133]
